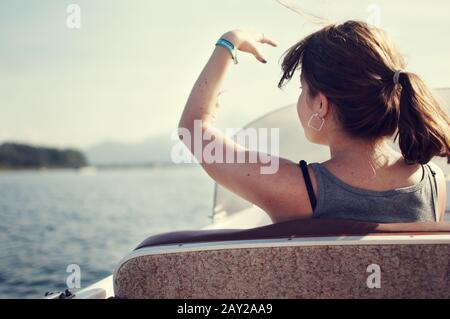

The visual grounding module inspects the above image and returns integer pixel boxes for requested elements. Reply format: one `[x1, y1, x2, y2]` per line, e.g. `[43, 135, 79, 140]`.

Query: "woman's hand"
[221, 29, 278, 64]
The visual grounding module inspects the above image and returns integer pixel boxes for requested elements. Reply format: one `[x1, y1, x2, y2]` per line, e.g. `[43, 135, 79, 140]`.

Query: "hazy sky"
[1, 0, 449, 149]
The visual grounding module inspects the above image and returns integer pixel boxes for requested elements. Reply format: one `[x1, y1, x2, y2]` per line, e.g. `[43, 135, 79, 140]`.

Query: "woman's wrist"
[218, 29, 276, 64]
[220, 31, 241, 49]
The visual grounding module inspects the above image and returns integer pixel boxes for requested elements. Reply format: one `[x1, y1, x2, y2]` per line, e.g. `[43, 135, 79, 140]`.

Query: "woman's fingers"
[231, 30, 277, 63]
[253, 48, 267, 64]
[260, 34, 278, 47]
[265, 38, 278, 47]
[257, 34, 277, 63]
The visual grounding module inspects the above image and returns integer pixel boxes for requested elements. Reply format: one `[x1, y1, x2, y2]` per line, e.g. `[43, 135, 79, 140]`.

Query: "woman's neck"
[327, 135, 401, 170]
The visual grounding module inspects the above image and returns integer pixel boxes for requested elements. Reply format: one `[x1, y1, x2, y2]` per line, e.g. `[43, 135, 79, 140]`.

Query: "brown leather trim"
[135, 219, 450, 250]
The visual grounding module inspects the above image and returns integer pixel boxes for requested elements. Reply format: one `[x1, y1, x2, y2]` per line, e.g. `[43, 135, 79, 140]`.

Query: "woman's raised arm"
[177, 30, 313, 223]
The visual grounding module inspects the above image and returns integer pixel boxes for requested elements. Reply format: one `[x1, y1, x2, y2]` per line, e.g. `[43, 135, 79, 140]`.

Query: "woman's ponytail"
[396, 72, 450, 165]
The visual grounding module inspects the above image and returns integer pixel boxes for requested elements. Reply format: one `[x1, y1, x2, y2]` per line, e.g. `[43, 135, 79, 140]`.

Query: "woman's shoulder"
[427, 161, 447, 221]
[310, 158, 425, 192]
[427, 161, 446, 177]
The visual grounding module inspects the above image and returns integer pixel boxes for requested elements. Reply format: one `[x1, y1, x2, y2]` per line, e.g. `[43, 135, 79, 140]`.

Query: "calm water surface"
[0, 165, 213, 299]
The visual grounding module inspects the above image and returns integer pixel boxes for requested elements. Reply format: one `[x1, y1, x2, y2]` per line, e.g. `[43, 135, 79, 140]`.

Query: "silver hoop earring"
[307, 113, 325, 132]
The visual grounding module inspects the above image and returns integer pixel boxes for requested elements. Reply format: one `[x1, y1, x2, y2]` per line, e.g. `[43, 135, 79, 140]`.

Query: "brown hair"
[278, 20, 450, 165]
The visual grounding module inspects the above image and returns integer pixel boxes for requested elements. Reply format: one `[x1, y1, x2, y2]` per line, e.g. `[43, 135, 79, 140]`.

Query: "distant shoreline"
[0, 162, 199, 172]
[0, 142, 88, 170]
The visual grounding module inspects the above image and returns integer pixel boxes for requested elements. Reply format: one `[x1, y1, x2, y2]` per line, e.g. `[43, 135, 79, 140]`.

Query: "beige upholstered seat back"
[114, 233, 450, 299]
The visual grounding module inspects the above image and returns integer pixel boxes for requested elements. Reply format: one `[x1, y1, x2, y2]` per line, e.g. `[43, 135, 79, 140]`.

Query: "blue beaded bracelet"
[216, 38, 238, 64]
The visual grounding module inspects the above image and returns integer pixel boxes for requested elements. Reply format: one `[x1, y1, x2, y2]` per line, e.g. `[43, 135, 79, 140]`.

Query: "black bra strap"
[299, 160, 317, 211]
[426, 164, 439, 221]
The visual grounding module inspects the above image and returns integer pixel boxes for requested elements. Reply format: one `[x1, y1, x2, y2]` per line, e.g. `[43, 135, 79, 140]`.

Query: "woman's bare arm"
[177, 30, 313, 223]
[178, 30, 272, 129]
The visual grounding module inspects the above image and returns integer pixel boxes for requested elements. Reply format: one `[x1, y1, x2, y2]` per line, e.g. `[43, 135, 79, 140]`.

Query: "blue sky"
[1, 0, 449, 148]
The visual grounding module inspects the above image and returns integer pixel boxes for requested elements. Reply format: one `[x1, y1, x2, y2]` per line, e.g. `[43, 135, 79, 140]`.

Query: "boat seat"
[114, 219, 450, 299]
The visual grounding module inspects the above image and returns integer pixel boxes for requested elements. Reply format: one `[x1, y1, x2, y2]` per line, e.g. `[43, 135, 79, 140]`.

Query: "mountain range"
[85, 133, 177, 165]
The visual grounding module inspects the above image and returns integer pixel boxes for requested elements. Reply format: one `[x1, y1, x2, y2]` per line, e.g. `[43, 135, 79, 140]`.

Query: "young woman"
[178, 21, 450, 224]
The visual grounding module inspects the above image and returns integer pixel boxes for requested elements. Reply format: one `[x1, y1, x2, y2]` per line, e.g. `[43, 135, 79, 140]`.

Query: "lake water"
[0, 165, 214, 299]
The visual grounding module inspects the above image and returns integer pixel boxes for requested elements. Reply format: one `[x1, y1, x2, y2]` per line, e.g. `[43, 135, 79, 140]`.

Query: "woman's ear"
[317, 92, 329, 118]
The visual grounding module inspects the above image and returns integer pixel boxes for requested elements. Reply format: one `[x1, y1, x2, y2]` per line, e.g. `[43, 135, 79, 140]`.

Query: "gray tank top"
[307, 162, 438, 223]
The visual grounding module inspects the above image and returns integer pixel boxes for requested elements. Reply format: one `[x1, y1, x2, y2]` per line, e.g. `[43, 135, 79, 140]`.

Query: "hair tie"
[393, 70, 404, 85]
